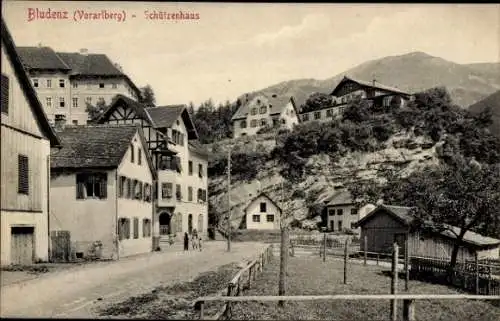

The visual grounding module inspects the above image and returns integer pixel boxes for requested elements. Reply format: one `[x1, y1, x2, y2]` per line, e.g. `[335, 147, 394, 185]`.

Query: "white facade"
[244, 194, 281, 230]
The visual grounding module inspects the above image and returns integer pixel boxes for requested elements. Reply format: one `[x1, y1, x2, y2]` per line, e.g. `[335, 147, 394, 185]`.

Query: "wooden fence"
[199, 244, 274, 320]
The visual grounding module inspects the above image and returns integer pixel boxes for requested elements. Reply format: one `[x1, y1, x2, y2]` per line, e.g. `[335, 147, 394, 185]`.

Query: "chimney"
[372, 79, 376, 86]
[54, 114, 67, 132]
[79, 48, 89, 56]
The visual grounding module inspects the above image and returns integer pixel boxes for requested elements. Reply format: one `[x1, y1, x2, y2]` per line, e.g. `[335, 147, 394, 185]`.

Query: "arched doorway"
[188, 214, 193, 234]
[159, 212, 171, 235]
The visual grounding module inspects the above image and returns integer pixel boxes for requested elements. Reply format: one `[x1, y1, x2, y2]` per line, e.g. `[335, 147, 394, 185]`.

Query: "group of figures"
[184, 229, 203, 251]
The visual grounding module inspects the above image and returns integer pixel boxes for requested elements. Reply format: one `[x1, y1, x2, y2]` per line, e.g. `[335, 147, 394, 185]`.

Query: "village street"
[0, 241, 266, 318]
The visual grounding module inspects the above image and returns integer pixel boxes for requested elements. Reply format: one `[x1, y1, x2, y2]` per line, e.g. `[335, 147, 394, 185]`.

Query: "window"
[118, 176, 127, 197]
[260, 202, 267, 212]
[266, 215, 274, 222]
[188, 161, 193, 175]
[240, 120, 247, 128]
[176, 184, 182, 200]
[72, 120, 78, 125]
[281, 119, 286, 124]
[338, 220, 343, 231]
[59, 97, 65, 108]
[197, 188, 202, 202]
[86, 97, 92, 104]
[46, 79, 52, 88]
[188, 186, 193, 201]
[251, 108, 257, 115]
[337, 209, 343, 216]
[260, 119, 266, 126]
[33, 79, 39, 87]
[273, 119, 279, 126]
[143, 183, 152, 202]
[98, 97, 105, 104]
[252, 215, 260, 222]
[351, 208, 358, 215]
[112, 83, 117, 89]
[159, 155, 173, 170]
[59, 79, 65, 88]
[133, 180, 143, 200]
[118, 218, 130, 240]
[162, 182, 173, 199]
[302, 114, 309, 121]
[314, 111, 321, 119]
[133, 218, 139, 239]
[328, 209, 335, 216]
[72, 82, 78, 88]
[126, 178, 132, 198]
[143, 219, 151, 237]
[250, 119, 257, 127]
[350, 222, 356, 229]
[1, 74, 9, 114]
[76, 173, 107, 199]
[138, 148, 142, 165]
[72, 97, 78, 108]
[18, 155, 29, 194]
[99, 83, 105, 88]
[176, 213, 183, 232]
[326, 109, 333, 117]
[260, 106, 267, 114]
[130, 144, 134, 163]
[46, 97, 52, 108]
[199, 164, 203, 178]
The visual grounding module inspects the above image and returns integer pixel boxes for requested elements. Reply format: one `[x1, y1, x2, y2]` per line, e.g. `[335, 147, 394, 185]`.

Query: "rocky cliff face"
[206, 130, 440, 230]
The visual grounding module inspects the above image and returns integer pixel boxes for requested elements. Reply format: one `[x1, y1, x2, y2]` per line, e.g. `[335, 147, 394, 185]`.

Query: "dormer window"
[251, 108, 257, 115]
[59, 79, 65, 88]
[33, 79, 39, 88]
[260, 106, 267, 114]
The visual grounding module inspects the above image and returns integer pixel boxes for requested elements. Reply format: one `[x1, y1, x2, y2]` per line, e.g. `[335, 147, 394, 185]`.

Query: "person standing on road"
[184, 232, 189, 251]
[198, 235, 203, 252]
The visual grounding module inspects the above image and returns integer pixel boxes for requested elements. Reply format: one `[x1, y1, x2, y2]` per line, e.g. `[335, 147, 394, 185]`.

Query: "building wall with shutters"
[1, 42, 51, 265]
[49, 170, 117, 260]
[116, 131, 154, 258]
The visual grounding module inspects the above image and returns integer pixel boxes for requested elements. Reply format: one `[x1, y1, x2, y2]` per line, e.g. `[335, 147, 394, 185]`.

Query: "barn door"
[11, 227, 35, 265]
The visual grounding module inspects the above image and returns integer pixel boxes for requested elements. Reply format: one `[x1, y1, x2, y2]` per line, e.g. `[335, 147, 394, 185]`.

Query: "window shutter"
[18, 155, 29, 194]
[1, 74, 9, 114]
[76, 181, 84, 199]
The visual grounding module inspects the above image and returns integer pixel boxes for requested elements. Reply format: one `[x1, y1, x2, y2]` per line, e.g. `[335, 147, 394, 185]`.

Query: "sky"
[2, 2, 500, 106]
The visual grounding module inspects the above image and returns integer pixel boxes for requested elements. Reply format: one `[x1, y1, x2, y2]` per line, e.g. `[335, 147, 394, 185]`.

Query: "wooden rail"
[206, 244, 274, 320]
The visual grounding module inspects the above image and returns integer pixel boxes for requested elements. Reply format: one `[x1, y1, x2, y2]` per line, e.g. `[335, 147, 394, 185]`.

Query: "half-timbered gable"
[1, 17, 61, 265]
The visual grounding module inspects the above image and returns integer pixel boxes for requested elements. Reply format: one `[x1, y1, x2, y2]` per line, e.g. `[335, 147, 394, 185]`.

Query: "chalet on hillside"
[355, 205, 500, 261]
[97, 95, 209, 247]
[231, 93, 300, 138]
[241, 193, 281, 230]
[1, 17, 61, 265]
[50, 124, 156, 260]
[300, 76, 413, 123]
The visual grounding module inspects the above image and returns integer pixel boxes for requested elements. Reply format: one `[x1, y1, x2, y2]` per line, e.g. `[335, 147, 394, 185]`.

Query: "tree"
[301, 92, 334, 113]
[86, 99, 107, 123]
[348, 156, 500, 281]
[139, 84, 156, 107]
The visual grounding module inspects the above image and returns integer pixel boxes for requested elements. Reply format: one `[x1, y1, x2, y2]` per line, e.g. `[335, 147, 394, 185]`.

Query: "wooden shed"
[354, 205, 500, 261]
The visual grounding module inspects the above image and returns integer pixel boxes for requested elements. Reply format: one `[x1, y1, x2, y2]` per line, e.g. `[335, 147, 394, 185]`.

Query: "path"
[1, 241, 265, 318]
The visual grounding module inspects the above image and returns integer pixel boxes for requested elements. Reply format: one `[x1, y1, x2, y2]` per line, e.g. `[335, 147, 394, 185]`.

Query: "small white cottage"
[243, 193, 281, 230]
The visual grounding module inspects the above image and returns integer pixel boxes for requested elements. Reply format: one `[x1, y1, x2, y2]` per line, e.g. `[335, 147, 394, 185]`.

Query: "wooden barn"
[355, 205, 500, 261]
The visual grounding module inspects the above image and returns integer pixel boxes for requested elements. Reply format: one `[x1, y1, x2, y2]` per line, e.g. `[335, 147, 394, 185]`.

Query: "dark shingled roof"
[331, 76, 411, 97]
[146, 105, 185, 128]
[1, 18, 61, 147]
[16, 46, 70, 70]
[356, 205, 500, 248]
[50, 124, 139, 169]
[57, 52, 123, 76]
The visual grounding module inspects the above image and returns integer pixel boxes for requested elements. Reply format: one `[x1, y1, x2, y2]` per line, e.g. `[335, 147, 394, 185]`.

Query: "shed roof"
[330, 76, 410, 97]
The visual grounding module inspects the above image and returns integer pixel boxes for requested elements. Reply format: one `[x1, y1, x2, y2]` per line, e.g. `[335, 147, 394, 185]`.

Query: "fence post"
[475, 253, 479, 295]
[323, 232, 327, 262]
[364, 236, 367, 266]
[402, 299, 415, 321]
[343, 237, 349, 284]
[248, 266, 252, 289]
[390, 242, 399, 321]
[487, 270, 491, 295]
[405, 237, 409, 292]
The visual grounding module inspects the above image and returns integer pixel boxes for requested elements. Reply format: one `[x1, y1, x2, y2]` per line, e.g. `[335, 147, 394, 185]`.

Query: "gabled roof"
[188, 141, 209, 158]
[355, 204, 500, 248]
[16, 46, 70, 70]
[146, 105, 199, 140]
[98, 95, 199, 140]
[57, 52, 123, 76]
[325, 189, 354, 206]
[243, 192, 282, 213]
[1, 17, 61, 147]
[50, 124, 157, 179]
[231, 93, 298, 121]
[330, 76, 410, 97]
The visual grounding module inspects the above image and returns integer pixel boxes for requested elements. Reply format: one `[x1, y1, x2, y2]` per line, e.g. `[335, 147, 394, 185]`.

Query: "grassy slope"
[231, 256, 500, 321]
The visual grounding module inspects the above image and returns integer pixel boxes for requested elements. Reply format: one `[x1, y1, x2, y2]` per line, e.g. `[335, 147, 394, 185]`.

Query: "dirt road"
[1, 241, 265, 318]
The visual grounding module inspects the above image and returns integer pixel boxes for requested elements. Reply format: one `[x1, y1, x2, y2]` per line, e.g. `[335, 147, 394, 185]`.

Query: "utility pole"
[227, 146, 231, 252]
